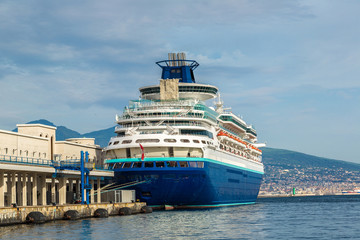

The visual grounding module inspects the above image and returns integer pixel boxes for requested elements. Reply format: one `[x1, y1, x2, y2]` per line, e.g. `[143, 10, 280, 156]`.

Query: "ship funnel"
[168, 52, 187, 67]
[157, 52, 199, 83]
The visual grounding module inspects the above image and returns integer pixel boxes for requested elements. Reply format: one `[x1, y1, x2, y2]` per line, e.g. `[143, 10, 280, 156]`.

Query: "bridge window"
[179, 161, 189, 167]
[156, 161, 165, 168]
[145, 162, 154, 168]
[123, 162, 132, 168]
[180, 139, 190, 143]
[122, 140, 132, 144]
[113, 141, 119, 145]
[108, 142, 112, 146]
[114, 163, 123, 168]
[166, 161, 177, 167]
[133, 162, 142, 168]
[164, 139, 177, 143]
[189, 162, 197, 168]
[193, 140, 200, 143]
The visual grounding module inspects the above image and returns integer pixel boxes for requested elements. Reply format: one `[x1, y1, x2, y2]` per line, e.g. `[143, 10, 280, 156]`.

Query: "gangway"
[52, 151, 94, 204]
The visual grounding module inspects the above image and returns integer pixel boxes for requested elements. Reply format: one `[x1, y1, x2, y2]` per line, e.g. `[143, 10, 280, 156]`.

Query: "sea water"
[1, 195, 360, 240]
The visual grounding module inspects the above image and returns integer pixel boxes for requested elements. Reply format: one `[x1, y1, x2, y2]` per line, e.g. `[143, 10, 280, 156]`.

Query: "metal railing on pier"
[0, 155, 111, 171]
[0, 154, 52, 166]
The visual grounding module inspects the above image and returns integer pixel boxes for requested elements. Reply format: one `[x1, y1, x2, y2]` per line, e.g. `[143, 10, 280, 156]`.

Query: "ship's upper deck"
[140, 53, 218, 101]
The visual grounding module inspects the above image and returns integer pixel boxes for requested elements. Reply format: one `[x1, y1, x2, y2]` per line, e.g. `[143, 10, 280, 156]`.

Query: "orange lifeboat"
[217, 130, 262, 153]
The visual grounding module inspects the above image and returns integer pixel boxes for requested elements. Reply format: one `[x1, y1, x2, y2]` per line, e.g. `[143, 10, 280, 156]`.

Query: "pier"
[0, 202, 146, 225]
[0, 155, 113, 208]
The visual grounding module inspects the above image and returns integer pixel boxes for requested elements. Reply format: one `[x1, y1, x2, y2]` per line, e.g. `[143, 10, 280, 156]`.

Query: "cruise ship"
[104, 53, 265, 208]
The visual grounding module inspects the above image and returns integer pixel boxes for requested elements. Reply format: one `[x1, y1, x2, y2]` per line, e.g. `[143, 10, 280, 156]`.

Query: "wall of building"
[0, 124, 103, 164]
[0, 130, 49, 159]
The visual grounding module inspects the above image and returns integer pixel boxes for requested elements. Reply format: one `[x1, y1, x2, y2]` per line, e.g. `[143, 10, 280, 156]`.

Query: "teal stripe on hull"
[106, 157, 264, 175]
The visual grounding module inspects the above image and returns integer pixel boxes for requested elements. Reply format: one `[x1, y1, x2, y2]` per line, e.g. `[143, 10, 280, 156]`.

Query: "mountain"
[262, 147, 360, 171]
[15, 119, 116, 147]
[82, 127, 116, 148]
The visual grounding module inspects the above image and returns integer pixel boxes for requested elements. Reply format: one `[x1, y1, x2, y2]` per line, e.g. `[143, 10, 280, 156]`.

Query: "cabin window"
[193, 140, 200, 143]
[189, 162, 197, 168]
[133, 162, 142, 168]
[197, 162, 204, 168]
[201, 140, 206, 144]
[144, 162, 154, 168]
[108, 142, 112, 146]
[122, 140, 132, 144]
[180, 139, 190, 143]
[113, 141, 119, 145]
[166, 161, 177, 167]
[164, 139, 177, 143]
[123, 162, 132, 168]
[179, 161, 189, 167]
[136, 139, 160, 143]
[156, 161, 165, 168]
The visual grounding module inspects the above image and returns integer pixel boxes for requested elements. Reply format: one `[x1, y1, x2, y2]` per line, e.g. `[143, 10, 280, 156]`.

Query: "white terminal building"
[0, 123, 113, 207]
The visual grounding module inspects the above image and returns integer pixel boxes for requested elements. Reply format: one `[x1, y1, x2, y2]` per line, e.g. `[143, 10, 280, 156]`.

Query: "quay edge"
[0, 202, 146, 226]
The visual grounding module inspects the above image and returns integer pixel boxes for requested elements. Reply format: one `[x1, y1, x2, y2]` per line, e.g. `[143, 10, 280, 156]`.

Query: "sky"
[0, 0, 359, 163]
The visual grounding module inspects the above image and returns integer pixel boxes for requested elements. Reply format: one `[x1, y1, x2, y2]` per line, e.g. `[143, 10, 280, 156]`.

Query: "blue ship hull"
[111, 158, 263, 208]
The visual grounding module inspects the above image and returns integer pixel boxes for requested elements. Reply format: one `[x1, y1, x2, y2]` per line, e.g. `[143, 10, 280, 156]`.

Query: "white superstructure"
[105, 53, 264, 175]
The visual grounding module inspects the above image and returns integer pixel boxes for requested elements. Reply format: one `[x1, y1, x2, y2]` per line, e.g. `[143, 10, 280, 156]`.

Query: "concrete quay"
[0, 202, 147, 226]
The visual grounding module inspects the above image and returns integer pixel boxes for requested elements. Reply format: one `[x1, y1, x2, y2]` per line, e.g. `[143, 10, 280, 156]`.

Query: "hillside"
[261, 148, 360, 195]
[262, 147, 360, 171]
